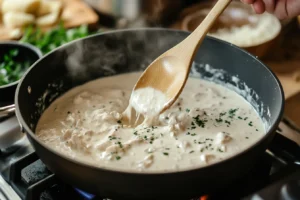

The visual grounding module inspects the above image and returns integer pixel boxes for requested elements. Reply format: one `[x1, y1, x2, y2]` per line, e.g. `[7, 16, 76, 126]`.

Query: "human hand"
[241, 0, 300, 19]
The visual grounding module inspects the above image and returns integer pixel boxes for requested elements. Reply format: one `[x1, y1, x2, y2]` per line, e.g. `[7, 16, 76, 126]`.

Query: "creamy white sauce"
[36, 72, 265, 172]
[130, 87, 167, 117]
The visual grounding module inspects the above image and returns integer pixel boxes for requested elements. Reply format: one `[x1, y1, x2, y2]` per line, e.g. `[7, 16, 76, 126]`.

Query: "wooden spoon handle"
[181, 0, 231, 59]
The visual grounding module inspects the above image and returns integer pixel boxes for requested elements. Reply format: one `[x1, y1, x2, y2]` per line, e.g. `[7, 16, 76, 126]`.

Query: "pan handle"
[0, 104, 16, 118]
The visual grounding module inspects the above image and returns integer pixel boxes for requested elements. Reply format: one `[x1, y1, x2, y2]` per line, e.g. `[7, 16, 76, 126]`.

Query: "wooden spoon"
[132, 0, 231, 114]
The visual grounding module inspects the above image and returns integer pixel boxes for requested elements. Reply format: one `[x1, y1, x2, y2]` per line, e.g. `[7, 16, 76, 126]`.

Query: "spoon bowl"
[134, 56, 187, 113]
[131, 0, 232, 115]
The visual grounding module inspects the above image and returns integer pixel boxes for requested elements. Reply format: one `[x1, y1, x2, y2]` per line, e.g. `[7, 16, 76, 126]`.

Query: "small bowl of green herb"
[0, 41, 42, 108]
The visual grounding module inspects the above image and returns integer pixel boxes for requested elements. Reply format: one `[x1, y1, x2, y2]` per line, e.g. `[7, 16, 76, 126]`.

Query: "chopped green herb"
[186, 108, 190, 112]
[244, 117, 248, 120]
[220, 112, 226, 117]
[217, 148, 224, 152]
[133, 131, 138, 135]
[117, 120, 122, 124]
[225, 120, 231, 125]
[21, 23, 96, 54]
[245, 137, 249, 139]
[189, 151, 194, 154]
[256, 129, 258, 131]
[229, 108, 238, 115]
[108, 136, 117, 140]
[228, 108, 238, 118]
[248, 121, 253, 126]
[238, 116, 243, 119]
[0, 49, 35, 86]
[116, 156, 121, 160]
[116, 141, 123, 148]
[191, 133, 196, 136]
[193, 115, 207, 128]
[163, 152, 169, 156]
[215, 118, 223, 123]
[186, 132, 191, 135]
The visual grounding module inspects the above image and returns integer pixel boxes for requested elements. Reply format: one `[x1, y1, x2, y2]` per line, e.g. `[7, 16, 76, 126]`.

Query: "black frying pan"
[15, 28, 284, 200]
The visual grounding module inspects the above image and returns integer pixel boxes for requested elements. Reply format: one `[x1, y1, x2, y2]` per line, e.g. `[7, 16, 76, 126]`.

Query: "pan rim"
[14, 27, 285, 175]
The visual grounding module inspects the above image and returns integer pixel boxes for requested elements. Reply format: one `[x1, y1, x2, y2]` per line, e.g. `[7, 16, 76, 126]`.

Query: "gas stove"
[0, 116, 299, 200]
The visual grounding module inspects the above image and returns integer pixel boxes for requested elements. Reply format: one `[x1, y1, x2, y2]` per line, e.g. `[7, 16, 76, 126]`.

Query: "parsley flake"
[215, 118, 223, 123]
[219, 112, 226, 117]
[225, 120, 231, 125]
[193, 115, 207, 128]
[248, 121, 253, 126]
[116, 156, 121, 160]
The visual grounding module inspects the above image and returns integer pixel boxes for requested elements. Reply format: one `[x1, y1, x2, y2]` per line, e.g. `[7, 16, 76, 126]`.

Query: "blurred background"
[0, 0, 300, 133]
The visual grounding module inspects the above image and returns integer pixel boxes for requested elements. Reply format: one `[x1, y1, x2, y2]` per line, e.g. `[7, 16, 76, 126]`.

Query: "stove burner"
[74, 188, 95, 199]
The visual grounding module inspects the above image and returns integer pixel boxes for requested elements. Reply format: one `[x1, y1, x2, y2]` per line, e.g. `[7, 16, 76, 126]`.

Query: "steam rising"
[63, 29, 185, 83]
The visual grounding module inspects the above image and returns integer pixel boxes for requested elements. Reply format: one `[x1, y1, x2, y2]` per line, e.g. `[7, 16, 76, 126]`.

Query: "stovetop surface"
[0, 119, 299, 200]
